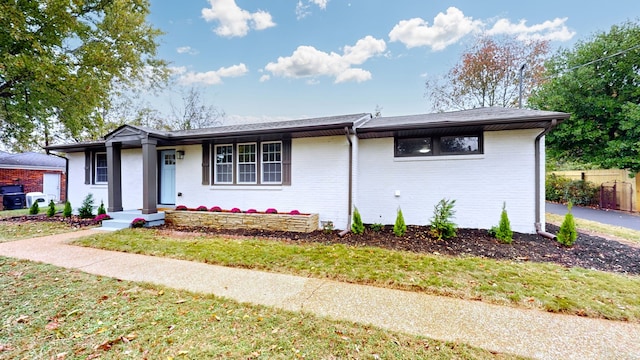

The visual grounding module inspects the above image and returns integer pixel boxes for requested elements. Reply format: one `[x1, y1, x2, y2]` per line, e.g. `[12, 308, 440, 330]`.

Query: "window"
[95, 153, 108, 183]
[262, 142, 282, 183]
[209, 140, 288, 185]
[237, 143, 257, 183]
[395, 134, 482, 157]
[215, 145, 233, 184]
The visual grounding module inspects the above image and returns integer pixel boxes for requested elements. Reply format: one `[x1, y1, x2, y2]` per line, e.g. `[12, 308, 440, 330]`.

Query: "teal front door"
[159, 150, 176, 205]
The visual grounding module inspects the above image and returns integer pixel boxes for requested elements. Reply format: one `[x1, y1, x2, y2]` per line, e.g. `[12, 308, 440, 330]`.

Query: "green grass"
[0, 204, 64, 219]
[0, 258, 521, 359]
[0, 221, 79, 242]
[547, 212, 640, 245]
[73, 228, 640, 322]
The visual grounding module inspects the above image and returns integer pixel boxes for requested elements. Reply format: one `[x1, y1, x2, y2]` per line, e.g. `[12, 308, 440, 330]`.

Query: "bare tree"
[425, 35, 550, 111]
[170, 87, 225, 130]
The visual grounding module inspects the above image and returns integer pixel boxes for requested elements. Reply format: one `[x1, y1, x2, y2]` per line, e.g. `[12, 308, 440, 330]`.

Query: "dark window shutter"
[202, 142, 210, 185]
[84, 151, 91, 184]
[282, 139, 291, 185]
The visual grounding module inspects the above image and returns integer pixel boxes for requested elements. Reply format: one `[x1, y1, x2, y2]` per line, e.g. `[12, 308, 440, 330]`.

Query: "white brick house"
[47, 107, 568, 233]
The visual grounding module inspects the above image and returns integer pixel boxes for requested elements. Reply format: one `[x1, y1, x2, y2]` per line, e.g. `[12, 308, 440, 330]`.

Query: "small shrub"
[557, 203, 578, 246]
[289, 210, 301, 215]
[63, 201, 72, 218]
[78, 193, 95, 219]
[230, 207, 241, 213]
[492, 202, 513, 244]
[265, 208, 278, 214]
[545, 174, 599, 206]
[245, 208, 257, 213]
[94, 214, 111, 222]
[369, 223, 384, 232]
[175, 205, 188, 211]
[196, 205, 208, 211]
[209, 206, 222, 212]
[351, 207, 365, 235]
[393, 208, 406, 237]
[47, 200, 56, 217]
[131, 218, 146, 228]
[29, 201, 39, 215]
[97, 201, 106, 215]
[322, 220, 334, 234]
[429, 198, 457, 240]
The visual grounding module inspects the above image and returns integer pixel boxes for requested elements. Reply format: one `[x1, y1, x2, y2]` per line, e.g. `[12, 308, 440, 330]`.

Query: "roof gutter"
[534, 119, 558, 240]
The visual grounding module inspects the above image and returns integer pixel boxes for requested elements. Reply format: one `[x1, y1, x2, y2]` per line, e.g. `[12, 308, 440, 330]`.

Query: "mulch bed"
[162, 223, 640, 275]
[4, 214, 640, 275]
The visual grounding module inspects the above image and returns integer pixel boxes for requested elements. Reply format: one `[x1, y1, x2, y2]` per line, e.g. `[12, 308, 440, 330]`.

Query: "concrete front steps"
[98, 210, 165, 231]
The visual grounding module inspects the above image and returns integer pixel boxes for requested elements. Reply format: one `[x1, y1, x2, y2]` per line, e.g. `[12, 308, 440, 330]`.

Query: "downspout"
[535, 119, 558, 240]
[339, 126, 353, 237]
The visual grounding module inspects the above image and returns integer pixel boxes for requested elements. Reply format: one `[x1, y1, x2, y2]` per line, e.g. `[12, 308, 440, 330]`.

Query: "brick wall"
[0, 169, 66, 203]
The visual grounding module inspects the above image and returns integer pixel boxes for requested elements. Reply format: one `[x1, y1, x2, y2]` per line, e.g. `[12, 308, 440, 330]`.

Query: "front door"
[159, 150, 176, 205]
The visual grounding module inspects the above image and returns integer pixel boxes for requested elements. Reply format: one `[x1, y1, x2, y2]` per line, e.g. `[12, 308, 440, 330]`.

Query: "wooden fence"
[549, 169, 640, 212]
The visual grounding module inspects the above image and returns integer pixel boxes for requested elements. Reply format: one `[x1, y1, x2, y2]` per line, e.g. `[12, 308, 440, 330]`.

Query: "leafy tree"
[426, 35, 549, 111]
[393, 208, 406, 237]
[0, 0, 168, 151]
[530, 21, 640, 173]
[557, 203, 578, 246]
[351, 207, 365, 235]
[47, 200, 56, 217]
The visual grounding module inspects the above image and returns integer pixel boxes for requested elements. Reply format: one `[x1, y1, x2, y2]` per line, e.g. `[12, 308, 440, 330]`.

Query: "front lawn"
[73, 228, 640, 322]
[0, 259, 520, 359]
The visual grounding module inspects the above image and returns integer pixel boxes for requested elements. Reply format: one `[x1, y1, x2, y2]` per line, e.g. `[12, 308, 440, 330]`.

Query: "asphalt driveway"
[546, 202, 640, 231]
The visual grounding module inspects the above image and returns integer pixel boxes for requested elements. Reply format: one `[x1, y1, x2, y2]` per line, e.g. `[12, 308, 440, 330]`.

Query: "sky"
[146, 0, 639, 123]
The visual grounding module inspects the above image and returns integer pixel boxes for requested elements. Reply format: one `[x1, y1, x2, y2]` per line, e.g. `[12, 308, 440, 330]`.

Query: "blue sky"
[146, 0, 639, 123]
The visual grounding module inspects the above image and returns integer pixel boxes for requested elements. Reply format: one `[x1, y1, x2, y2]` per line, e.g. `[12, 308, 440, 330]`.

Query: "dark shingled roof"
[45, 108, 569, 152]
[0, 152, 65, 168]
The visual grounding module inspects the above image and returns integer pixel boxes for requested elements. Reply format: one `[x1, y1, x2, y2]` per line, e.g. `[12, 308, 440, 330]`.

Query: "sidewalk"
[1, 229, 639, 360]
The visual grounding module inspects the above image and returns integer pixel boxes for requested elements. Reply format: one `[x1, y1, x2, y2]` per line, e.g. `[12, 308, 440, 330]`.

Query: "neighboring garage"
[0, 151, 67, 210]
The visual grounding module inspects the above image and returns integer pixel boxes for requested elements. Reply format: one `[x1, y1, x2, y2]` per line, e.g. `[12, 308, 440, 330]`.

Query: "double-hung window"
[215, 145, 234, 184]
[237, 143, 257, 184]
[95, 153, 108, 184]
[261, 142, 282, 183]
[210, 141, 286, 185]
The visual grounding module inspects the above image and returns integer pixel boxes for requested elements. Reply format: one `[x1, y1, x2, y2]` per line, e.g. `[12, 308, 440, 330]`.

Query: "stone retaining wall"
[164, 210, 320, 233]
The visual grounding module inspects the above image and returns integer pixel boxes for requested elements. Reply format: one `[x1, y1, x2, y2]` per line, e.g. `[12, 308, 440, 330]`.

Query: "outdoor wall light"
[177, 150, 185, 160]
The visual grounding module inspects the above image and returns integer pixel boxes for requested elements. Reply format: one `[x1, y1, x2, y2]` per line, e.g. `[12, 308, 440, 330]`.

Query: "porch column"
[142, 137, 158, 214]
[106, 141, 123, 212]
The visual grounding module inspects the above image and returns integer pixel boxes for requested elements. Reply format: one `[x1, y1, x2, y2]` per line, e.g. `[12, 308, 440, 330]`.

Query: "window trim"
[394, 133, 483, 158]
[208, 140, 289, 186]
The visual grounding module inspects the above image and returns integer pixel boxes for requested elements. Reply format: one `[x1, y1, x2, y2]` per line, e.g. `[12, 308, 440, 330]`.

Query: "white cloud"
[177, 64, 248, 85]
[296, 0, 328, 20]
[264, 36, 386, 83]
[389, 7, 482, 51]
[176, 46, 199, 55]
[259, 74, 270, 82]
[487, 17, 575, 42]
[201, 0, 275, 37]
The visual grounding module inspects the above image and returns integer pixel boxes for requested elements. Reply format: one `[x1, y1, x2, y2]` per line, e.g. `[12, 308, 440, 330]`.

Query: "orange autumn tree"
[425, 35, 549, 111]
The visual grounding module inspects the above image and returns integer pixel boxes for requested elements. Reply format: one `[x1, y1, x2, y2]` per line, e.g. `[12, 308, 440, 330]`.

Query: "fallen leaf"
[45, 320, 60, 331]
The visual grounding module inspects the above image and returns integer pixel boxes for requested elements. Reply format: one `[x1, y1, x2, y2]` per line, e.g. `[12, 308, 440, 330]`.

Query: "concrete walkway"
[1, 230, 639, 360]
